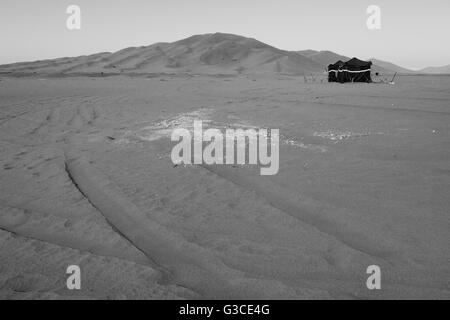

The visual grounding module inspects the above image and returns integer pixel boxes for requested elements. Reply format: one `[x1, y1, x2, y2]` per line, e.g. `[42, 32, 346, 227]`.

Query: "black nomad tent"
[328, 58, 372, 83]
[328, 60, 345, 82]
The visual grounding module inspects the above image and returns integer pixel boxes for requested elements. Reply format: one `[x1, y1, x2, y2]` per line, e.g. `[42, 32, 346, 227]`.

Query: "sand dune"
[298, 50, 350, 68]
[0, 33, 408, 76]
[419, 65, 450, 74]
[369, 59, 414, 74]
[0, 33, 324, 75]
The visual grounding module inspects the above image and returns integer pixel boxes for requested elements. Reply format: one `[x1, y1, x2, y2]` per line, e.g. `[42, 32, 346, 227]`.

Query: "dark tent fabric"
[346, 58, 372, 69]
[328, 60, 345, 82]
[328, 58, 372, 83]
[345, 58, 372, 82]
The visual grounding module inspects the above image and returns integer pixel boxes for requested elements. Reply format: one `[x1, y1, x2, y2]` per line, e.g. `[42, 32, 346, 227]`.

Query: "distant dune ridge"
[419, 64, 450, 74]
[0, 33, 438, 75]
[298, 50, 396, 75]
[369, 58, 415, 74]
[297, 50, 350, 68]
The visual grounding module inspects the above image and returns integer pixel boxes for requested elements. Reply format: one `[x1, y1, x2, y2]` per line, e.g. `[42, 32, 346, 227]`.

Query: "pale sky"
[0, 0, 448, 70]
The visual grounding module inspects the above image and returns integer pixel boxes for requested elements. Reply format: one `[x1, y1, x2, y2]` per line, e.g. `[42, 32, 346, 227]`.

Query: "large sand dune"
[420, 65, 450, 74]
[0, 33, 405, 76]
[0, 34, 323, 75]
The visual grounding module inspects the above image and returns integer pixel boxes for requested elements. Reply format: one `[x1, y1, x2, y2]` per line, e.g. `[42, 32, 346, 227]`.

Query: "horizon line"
[0, 32, 447, 71]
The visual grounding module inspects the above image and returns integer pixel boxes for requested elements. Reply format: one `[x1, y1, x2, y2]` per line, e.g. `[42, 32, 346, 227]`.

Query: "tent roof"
[346, 57, 372, 68]
[328, 60, 345, 69]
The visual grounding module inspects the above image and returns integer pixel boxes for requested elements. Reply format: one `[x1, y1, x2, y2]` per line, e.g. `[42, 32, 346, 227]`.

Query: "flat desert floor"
[0, 74, 449, 299]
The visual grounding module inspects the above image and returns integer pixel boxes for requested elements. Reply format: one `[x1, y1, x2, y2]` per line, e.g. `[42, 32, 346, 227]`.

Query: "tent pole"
[390, 72, 397, 83]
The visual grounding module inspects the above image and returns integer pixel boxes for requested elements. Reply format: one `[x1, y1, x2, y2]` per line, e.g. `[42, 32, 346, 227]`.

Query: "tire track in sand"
[200, 164, 405, 261]
[64, 153, 296, 299]
[0, 204, 149, 267]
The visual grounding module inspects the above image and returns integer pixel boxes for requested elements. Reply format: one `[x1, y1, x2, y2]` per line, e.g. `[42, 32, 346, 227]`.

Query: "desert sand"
[0, 72, 449, 299]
